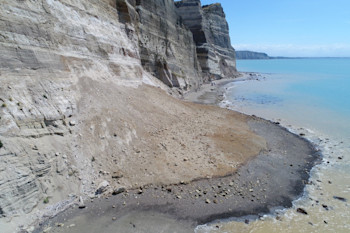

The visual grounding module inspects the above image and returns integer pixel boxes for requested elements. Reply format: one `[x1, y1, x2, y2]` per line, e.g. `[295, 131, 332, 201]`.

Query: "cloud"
[233, 43, 350, 57]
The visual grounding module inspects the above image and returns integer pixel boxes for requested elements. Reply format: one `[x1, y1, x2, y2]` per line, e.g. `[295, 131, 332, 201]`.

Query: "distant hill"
[236, 50, 270, 60]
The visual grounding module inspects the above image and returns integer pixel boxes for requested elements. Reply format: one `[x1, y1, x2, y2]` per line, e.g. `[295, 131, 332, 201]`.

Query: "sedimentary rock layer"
[0, 0, 146, 219]
[175, 0, 237, 80]
[0, 1, 240, 232]
[116, 0, 203, 90]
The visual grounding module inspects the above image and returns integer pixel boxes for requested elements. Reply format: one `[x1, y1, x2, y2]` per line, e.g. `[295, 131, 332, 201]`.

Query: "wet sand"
[34, 77, 320, 233]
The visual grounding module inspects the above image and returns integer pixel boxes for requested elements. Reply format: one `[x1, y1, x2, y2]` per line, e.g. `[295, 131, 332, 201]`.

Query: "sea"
[196, 58, 350, 233]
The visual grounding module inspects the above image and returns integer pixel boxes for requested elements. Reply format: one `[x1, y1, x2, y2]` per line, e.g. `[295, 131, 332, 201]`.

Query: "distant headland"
[236, 50, 350, 60]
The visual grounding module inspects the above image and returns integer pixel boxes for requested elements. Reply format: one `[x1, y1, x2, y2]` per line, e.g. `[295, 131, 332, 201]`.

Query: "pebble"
[112, 217, 117, 220]
[112, 187, 126, 195]
[333, 196, 347, 202]
[78, 196, 86, 209]
[296, 208, 308, 215]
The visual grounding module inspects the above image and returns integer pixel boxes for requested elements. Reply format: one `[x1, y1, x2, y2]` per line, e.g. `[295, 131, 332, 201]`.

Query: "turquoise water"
[228, 58, 350, 139]
[200, 58, 350, 233]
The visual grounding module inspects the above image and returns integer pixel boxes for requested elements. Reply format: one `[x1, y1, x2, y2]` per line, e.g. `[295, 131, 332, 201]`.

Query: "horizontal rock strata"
[0, 0, 240, 231]
[175, 0, 237, 80]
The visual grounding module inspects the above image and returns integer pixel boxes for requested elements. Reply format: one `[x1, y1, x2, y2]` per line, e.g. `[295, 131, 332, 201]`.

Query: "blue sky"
[201, 0, 350, 57]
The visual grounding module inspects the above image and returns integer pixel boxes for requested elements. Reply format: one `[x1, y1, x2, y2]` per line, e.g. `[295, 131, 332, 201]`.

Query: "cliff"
[116, 0, 203, 90]
[117, 0, 237, 89]
[236, 50, 270, 59]
[0, 1, 247, 232]
[0, 0, 148, 224]
[175, 0, 237, 80]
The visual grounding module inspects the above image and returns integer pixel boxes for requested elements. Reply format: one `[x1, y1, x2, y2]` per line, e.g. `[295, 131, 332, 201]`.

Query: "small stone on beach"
[333, 196, 347, 202]
[296, 208, 308, 215]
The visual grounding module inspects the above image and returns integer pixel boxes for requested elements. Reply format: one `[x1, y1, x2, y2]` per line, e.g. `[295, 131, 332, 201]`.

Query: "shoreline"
[183, 72, 265, 106]
[33, 75, 321, 232]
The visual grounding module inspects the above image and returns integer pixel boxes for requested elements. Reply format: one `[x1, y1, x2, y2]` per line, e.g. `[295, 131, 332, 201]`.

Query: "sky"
[201, 0, 350, 57]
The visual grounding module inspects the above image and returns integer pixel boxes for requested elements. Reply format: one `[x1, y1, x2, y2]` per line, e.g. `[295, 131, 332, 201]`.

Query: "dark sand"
[34, 77, 320, 233]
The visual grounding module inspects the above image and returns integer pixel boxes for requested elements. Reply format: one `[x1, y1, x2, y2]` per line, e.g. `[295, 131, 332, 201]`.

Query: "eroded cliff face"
[175, 0, 237, 80]
[0, 0, 244, 232]
[116, 0, 237, 89]
[0, 0, 149, 225]
[116, 0, 203, 90]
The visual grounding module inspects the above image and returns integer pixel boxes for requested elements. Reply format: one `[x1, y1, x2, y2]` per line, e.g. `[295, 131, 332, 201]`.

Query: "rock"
[112, 217, 117, 220]
[111, 172, 123, 179]
[78, 196, 86, 209]
[69, 121, 76, 126]
[112, 187, 126, 195]
[56, 223, 64, 227]
[322, 204, 329, 210]
[333, 196, 347, 202]
[205, 198, 211, 204]
[137, 189, 143, 194]
[95, 180, 110, 195]
[296, 208, 308, 215]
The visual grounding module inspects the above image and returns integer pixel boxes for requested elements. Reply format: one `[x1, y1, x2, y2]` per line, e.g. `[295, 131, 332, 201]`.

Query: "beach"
[33, 76, 320, 233]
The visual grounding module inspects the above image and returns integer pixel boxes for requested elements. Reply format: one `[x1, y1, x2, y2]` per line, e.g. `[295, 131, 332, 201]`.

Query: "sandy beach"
[33, 77, 320, 233]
